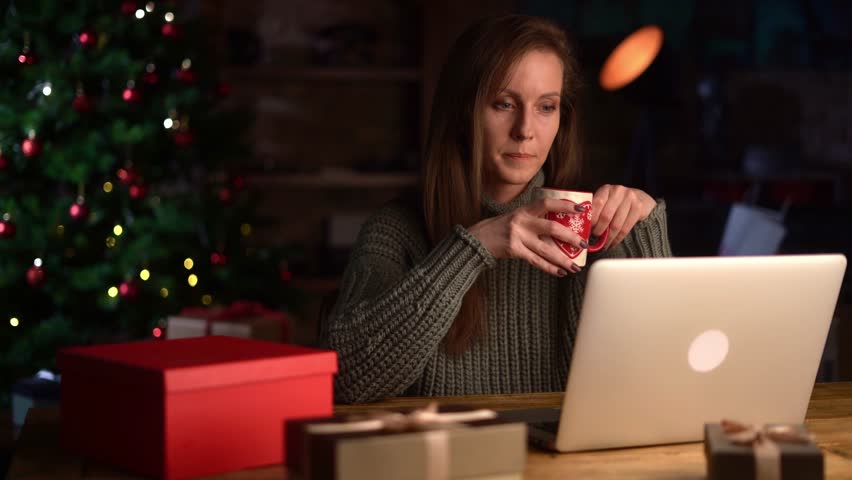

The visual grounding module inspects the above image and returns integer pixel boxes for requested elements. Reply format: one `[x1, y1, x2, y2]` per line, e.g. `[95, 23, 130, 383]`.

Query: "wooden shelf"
[247, 169, 418, 189]
[223, 66, 421, 82]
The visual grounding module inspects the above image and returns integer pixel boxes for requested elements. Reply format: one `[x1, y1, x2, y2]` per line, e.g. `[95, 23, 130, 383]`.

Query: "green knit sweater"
[321, 170, 673, 403]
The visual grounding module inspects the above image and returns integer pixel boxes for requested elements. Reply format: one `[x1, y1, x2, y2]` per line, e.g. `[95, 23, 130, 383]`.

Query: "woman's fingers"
[526, 197, 584, 217]
[517, 241, 578, 277]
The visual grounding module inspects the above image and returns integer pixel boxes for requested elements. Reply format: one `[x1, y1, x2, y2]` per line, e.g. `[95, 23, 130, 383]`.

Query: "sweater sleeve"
[320, 207, 496, 403]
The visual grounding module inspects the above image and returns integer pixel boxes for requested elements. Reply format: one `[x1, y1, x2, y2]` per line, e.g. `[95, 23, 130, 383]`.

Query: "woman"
[321, 14, 672, 403]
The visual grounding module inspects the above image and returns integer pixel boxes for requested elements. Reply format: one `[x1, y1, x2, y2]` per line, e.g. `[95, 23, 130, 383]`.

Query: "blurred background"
[202, 0, 852, 367]
[1, 0, 851, 471]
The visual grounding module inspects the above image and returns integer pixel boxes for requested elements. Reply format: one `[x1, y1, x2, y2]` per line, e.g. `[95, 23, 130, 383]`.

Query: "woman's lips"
[504, 153, 535, 159]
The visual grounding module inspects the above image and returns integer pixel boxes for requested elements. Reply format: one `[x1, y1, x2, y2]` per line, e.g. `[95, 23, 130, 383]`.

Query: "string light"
[140, 269, 150, 281]
[160, 288, 169, 298]
[103, 181, 113, 193]
[106, 236, 116, 248]
[184, 258, 194, 270]
[56, 225, 65, 236]
[108, 286, 119, 298]
[33, 258, 42, 267]
[152, 327, 162, 338]
[164, 11, 174, 22]
[42, 83, 52, 96]
[10, 317, 19, 327]
[113, 225, 123, 236]
[201, 294, 212, 305]
[163, 118, 173, 129]
[135, 9, 145, 19]
[145, 2, 155, 12]
[240, 223, 252, 236]
[187, 274, 198, 287]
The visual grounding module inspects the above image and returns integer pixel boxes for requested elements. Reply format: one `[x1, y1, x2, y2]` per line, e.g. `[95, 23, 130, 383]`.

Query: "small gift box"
[166, 300, 290, 342]
[704, 419, 824, 480]
[286, 403, 527, 480]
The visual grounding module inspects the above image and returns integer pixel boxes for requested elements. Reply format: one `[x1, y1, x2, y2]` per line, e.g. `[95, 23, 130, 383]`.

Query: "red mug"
[535, 187, 609, 267]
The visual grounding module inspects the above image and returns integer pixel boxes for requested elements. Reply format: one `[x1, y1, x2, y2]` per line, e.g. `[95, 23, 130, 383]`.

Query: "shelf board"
[247, 170, 418, 189]
[223, 65, 421, 82]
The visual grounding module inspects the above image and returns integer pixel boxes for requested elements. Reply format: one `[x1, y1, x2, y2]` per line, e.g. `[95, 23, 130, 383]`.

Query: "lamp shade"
[599, 25, 664, 91]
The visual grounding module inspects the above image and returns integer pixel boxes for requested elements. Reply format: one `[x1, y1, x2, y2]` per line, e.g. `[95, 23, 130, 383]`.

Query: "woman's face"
[481, 49, 563, 203]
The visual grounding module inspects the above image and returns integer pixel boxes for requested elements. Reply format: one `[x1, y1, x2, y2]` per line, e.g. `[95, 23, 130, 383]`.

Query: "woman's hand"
[469, 198, 587, 277]
[590, 184, 657, 249]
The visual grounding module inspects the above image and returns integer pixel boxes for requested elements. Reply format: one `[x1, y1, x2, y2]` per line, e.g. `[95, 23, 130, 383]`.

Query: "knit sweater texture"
[321, 170, 673, 403]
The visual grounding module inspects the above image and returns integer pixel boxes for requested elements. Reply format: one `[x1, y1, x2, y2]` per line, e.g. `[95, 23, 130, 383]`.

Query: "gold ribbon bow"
[721, 419, 815, 480]
[306, 403, 497, 480]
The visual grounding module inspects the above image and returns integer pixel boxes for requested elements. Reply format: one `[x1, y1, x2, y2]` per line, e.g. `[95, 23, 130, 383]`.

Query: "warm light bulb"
[187, 274, 198, 287]
[184, 258, 194, 270]
[103, 181, 113, 193]
[34, 258, 42, 267]
[10, 317, 19, 327]
[201, 294, 212, 305]
[108, 286, 119, 297]
[163, 118, 173, 129]
[135, 8, 145, 19]
[106, 236, 116, 248]
[164, 11, 174, 22]
[56, 225, 65, 236]
[145, 2, 155, 12]
[113, 225, 123, 236]
[42, 83, 52, 96]
[160, 288, 169, 298]
[140, 269, 150, 281]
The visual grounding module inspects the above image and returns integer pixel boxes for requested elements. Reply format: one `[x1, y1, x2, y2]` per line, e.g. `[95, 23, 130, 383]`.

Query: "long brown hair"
[421, 15, 585, 354]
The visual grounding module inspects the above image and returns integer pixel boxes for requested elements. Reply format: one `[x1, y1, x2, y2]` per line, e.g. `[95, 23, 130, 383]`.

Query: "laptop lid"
[554, 254, 847, 452]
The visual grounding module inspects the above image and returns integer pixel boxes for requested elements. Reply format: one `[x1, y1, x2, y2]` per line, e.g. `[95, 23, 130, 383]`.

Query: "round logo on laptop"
[688, 329, 729, 372]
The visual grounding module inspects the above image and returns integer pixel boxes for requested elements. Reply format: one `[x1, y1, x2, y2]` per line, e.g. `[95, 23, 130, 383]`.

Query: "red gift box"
[167, 300, 291, 342]
[58, 336, 337, 480]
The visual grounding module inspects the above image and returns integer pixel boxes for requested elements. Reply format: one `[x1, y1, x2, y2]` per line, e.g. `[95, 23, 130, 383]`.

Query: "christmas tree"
[0, 0, 295, 402]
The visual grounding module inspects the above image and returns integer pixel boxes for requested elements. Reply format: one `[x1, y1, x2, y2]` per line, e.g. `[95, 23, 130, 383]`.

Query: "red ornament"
[17, 50, 36, 65]
[174, 129, 194, 147]
[69, 201, 89, 221]
[216, 82, 232, 98]
[218, 187, 232, 203]
[78, 31, 97, 48]
[177, 68, 197, 84]
[0, 220, 16, 238]
[26, 265, 45, 288]
[129, 183, 147, 199]
[116, 166, 139, 185]
[210, 252, 228, 266]
[231, 175, 246, 190]
[120, 1, 137, 15]
[122, 85, 141, 103]
[143, 71, 159, 86]
[22, 136, 41, 158]
[72, 92, 92, 113]
[161, 23, 179, 38]
[0, 152, 8, 171]
[119, 281, 139, 300]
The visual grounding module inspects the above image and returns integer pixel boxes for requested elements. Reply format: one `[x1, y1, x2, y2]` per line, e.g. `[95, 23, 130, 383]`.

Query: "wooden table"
[8, 382, 852, 479]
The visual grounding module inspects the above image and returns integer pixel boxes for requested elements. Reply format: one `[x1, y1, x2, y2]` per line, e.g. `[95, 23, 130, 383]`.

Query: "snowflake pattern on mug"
[546, 200, 593, 259]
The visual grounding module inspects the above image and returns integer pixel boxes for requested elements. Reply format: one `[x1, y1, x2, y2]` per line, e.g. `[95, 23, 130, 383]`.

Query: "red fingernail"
[557, 269, 567, 277]
[574, 204, 585, 212]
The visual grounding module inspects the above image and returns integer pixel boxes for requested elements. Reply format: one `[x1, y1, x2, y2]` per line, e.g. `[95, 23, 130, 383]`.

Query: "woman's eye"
[495, 101, 514, 110]
[540, 104, 558, 113]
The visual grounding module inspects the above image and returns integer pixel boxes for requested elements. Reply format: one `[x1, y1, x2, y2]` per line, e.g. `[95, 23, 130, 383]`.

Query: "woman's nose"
[510, 109, 533, 141]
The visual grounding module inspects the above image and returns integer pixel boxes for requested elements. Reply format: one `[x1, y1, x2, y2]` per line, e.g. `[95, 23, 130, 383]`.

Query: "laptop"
[499, 254, 847, 452]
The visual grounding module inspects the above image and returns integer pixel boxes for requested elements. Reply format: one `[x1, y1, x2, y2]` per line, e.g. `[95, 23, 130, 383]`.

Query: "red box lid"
[58, 336, 338, 393]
